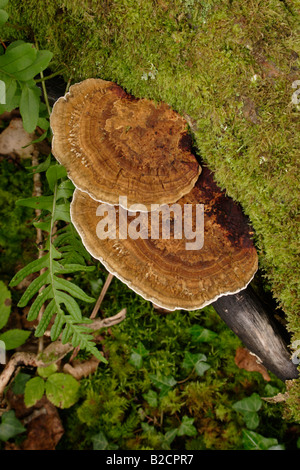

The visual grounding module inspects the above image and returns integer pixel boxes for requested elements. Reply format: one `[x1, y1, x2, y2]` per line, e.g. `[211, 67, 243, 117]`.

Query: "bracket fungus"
[70, 167, 258, 311]
[50, 78, 201, 210]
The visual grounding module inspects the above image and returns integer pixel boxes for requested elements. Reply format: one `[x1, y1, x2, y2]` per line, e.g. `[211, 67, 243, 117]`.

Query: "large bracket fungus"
[50, 78, 200, 210]
[49, 79, 298, 381]
[70, 167, 258, 311]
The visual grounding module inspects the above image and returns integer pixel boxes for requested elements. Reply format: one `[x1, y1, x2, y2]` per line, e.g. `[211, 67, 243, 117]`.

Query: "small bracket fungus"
[70, 167, 258, 311]
[50, 78, 201, 210]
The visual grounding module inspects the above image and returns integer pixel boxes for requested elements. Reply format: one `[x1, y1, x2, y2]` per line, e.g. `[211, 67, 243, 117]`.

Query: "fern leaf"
[55, 290, 82, 321]
[9, 253, 50, 287]
[53, 276, 95, 303]
[50, 313, 65, 341]
[18, 270, 50, 307]
[53, 262, 95, 274]
[27, 284, 52, 321]
[35, 299, 56, 337]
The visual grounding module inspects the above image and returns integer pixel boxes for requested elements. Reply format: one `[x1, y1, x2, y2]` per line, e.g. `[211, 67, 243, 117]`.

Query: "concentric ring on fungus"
[50, 78, 201, 211]
[70, 167, 258, 311]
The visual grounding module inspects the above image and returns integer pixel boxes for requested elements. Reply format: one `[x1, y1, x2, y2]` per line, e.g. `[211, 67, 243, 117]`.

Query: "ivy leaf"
[149, 374, 177, 397]
[129, 342, 149, 369]
[0, 280, 11, 329]
[242, 430, 282, 450]
[233, 393, 262, 430]
[189, 324, 218, 343]
[24, 376, 45, 407]
[45, 373, 80, 409]
[177, 416, 197, 437]
[0, 410, 26, 441]
[0, 329, 31, 350]
[182, 351, 210, 376]
[143, 389, 158, 408]
[91, 431, 118, 450]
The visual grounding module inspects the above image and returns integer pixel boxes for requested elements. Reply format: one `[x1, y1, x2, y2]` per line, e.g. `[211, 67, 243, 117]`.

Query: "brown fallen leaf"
[235, 347, 271, 381]
[5, 389, 64, 450]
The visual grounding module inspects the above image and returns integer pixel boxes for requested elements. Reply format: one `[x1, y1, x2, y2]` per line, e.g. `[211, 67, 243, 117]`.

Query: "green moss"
[4, 0, 299, 331]
[2, 0, 300, 439]
[0, 158, 35, 280]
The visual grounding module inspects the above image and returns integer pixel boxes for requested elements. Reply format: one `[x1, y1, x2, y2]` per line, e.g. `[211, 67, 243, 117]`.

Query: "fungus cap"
[70, 167, 258, 311]
[50, 78, 201, 211]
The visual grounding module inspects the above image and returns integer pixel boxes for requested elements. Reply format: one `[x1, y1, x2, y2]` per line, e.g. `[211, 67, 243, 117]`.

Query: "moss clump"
[0, 158, 35, 280]
[2, 0, 299, 426]
[58, 282, 298, 450]
[4, 0, 299, 333]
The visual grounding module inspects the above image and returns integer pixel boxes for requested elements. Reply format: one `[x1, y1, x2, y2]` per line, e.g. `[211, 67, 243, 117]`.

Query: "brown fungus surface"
[71, 167, 258, 311]
[50, 78, 201, 210]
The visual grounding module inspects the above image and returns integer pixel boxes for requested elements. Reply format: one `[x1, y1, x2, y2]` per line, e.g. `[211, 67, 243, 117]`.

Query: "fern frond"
[10, 162, 105, 362]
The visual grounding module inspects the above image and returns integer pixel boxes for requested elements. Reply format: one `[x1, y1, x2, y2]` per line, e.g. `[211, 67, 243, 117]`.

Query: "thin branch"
[0, 309, 126, 400]
[90, 272, 114, 319]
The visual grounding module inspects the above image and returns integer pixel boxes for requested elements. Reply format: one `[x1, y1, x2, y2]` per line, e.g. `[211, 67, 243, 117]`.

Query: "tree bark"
[213, 286, 298, 381]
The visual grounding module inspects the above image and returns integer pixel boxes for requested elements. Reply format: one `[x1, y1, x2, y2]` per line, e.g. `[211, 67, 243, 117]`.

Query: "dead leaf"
[235, 347, 271, 381]
[5, 389, 64, 450]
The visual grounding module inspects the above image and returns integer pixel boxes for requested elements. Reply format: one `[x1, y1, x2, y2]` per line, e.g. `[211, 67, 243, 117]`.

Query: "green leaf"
[34, 299, 57, 337]
[16, 195, 54, 211]
[194, 361, 211, 376]
[0, 9, 8, 27]
[0, 0, 8, 8]
[189, 324, 218, 343]
[17, 269, 50, 307]
[161, 428, 178, 449]
[30, 154, 51, 174]
[182, 351, 207, 370]
[233, 393, 262, 429]
[177, 416, 197, 437]
[24, 376, 45, 407]
[149, 374, 177, 397]
[54, 263, 95, 274]
[27, 284, 52, 321]
[55, 290, 82, 321]
[129, 342, 149, 369]
[37, 363, 58, 378]
[53, 276, 95, 303]
[19, 84, 40, 132]
[46, 164, 67, 191]
[10, 253, 50, 287]
[91, 431, 118, 451]
[0, 329, 31, 350]
[242, 430, 280, 450]
[56, 179, 75, 200]
[50, 313, 65, 341]
[143, 389, 158, 408]
[12, 49, 53, 81]
[53, 202, 71, 223]
[45, 373, 80, 408]
[0, 280, 11, 329]
[12, 372, 31, 395]
[0, 43, 36, 75]
[0, 410, 26, 441]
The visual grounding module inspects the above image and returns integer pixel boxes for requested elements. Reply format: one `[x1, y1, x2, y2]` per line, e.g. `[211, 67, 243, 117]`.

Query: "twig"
[0, 308, 126, 400]
[90, 272, 114, 319]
